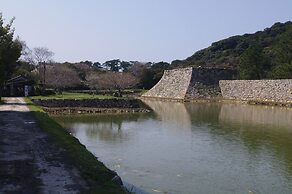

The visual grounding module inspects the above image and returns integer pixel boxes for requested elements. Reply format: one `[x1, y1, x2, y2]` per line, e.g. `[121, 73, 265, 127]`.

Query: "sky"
[1, 0, 292, 63]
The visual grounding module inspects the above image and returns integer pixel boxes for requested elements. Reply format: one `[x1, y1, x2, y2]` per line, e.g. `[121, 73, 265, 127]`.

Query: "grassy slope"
[24, 98, 126, 194]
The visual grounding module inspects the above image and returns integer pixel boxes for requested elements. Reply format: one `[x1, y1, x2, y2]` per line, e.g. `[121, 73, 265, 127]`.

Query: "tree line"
[1, 13, 291, 100]
[17, 56, 171, 93]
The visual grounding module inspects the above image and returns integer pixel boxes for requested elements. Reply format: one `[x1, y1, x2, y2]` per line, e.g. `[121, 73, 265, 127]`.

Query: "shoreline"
[42, 107, 150, 115]
[24, 98, 128, 193]
[140, 96, 292, 107]
[31, 98, 152, 115]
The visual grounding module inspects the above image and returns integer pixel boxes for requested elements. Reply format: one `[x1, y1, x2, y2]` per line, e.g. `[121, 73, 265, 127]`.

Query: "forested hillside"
[171, 21, 292, 79]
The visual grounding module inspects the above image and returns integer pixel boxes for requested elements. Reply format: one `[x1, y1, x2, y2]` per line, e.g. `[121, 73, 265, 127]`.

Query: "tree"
[20, 41, 35, 64]
[70, 62, 93, 81]
[86, 71, 102, 91]
[126, 61, 169, 89]
[43, 64, 82, 92]
[31, 47, 54, 93]
[139, 68, 156, 89]
[0, 14, 22, 98]
[268, 26, 292, 79]
[238, 44, 269, 79]
[150, 61, 170, 84]
[269, 63, 292, 79]
[79, 60, 93, 66]
[128, 63, 146, 76]
[95, 72, 138, 96]
[103, 59, 121, 72]
[13, 61, 37, 81]
[120, 61, 131, 72]
[92, 62, 102, 69]
[32, 47, 54, 65]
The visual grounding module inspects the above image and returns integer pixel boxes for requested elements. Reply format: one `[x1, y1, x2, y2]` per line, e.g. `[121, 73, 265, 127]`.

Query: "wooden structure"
[3, 75, 34, 97]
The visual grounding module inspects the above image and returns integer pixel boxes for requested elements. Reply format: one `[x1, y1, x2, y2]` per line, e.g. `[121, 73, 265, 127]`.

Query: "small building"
[3, 75, 34, 97]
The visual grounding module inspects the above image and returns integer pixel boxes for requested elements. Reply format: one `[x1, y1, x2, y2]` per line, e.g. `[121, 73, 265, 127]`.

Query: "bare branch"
[33, 47, 54, 65]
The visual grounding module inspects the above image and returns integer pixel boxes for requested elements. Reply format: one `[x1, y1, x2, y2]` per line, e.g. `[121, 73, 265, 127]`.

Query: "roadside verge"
[24, 98, 127, 194]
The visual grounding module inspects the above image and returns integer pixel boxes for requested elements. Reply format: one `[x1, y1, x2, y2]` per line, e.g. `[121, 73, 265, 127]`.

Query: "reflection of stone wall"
[141, 99, 191, 130]
[219, 103, 292, 131]
[220, 80, 292, 103]
[184, 103, 222, 124]
[142, 67, 236, 99]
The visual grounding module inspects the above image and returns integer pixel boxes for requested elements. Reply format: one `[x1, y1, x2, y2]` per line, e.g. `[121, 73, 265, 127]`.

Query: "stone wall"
[186, 68, 236, 98]
[32, 99, 151, 114]
[142, 67, 236, 99]
[142, 68, 193, 99]
[219, 79, 292, 103]
[32, 99, 143, 108]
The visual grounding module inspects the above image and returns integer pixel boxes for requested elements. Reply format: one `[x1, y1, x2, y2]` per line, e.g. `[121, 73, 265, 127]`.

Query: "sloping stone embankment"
[143, 67, 193, 99]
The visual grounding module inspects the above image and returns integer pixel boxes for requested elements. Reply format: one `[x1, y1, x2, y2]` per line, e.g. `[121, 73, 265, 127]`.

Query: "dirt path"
[0, 98, 89, 193]
[0, 97, 29, 112]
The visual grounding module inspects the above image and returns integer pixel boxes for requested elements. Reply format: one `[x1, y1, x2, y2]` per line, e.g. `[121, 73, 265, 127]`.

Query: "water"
[54, 100, 292, 194]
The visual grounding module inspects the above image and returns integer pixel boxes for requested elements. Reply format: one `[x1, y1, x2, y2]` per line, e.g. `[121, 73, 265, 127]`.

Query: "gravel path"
[0, 98, 89, 194]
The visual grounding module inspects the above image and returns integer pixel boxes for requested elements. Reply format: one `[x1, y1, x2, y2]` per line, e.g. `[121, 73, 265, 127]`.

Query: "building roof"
[5, 75, 34, 85]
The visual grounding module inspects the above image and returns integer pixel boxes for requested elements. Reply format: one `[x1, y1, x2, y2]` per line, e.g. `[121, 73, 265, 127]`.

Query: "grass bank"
[24, 98, 126, 194]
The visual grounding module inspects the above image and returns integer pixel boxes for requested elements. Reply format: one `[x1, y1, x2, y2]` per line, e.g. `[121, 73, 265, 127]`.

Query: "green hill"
[171, 21, 292, 79]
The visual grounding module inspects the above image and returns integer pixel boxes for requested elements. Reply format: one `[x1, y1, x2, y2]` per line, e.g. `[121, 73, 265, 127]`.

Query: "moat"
[54, 100, 292, 194]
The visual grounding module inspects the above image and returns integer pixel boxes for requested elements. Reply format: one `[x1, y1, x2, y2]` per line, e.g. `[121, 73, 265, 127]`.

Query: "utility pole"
[41, 61, 46, 95]
[43, 61, 46, 92]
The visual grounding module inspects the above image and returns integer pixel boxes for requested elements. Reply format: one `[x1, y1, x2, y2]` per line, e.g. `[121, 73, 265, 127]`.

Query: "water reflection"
[185, 102, 222, 125]
[219, 103, 292, 130]
[146, 100, 292, 175]
[54, 101, 292, 194]
[218, 103, 292, 174]
[56, 114, 153, 143]
[142, 99, 192, 131]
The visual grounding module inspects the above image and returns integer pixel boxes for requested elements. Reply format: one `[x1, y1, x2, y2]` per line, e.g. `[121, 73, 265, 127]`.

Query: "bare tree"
[19, 41, 35, 64]
[96, 72, 138, 96]
[32, 47, 54, 65]
[21, 45, 54, 66]
[43, 64, 81, 92]
[127, 62, 151, 76]
[86, 71, 102, 91]
[30, 47, 54, 93]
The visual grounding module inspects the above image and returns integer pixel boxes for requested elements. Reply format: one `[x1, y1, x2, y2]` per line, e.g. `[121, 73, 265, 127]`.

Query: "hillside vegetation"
[171, 21, 292, 79]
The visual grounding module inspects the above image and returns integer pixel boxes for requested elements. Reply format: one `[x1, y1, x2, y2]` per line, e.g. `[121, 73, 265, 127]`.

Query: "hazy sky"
[1, 0, 292, 63]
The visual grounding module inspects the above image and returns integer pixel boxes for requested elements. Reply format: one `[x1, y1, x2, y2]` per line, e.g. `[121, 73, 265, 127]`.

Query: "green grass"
[0, 97, 7, 105]
[24, 98, 126, 194]
[29, 92, 117, 100]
